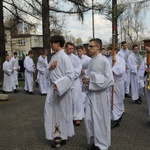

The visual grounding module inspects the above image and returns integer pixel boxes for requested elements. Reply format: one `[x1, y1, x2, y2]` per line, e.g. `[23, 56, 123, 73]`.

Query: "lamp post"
[92, 0, 95, 38]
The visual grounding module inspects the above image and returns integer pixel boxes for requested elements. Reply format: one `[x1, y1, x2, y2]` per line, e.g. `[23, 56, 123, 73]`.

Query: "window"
[18, 39, 25, 45]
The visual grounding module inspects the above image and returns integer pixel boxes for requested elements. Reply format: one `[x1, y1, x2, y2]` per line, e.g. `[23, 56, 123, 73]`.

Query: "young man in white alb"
[83, 38, 114, 150]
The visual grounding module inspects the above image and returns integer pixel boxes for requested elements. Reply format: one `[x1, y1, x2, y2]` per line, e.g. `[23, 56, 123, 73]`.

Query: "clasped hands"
[82, 76, 90, 85]
[49, 61, 57, 71]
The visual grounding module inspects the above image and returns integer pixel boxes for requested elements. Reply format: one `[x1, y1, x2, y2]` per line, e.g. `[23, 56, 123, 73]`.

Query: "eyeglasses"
[88, 45, 97, 49]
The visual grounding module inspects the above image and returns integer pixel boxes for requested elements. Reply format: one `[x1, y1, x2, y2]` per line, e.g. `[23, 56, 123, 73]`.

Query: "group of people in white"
[2, 52, 20, 93]
[2, 35, 150, 150]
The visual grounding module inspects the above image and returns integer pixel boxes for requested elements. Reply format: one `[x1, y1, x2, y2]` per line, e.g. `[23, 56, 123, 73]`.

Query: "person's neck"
[92, 51, 100, 57]
[122, 48, 127, 51]
[56, 47, 63, 52]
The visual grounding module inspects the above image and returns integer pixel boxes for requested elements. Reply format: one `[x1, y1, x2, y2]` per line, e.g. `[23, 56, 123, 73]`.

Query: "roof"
[12, 34, 43, 38]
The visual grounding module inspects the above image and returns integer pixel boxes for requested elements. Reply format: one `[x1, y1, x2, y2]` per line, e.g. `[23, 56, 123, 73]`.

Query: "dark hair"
[14, 52, 18, 55]
[65, 42, 75, 48]
[76, 45, 83, 50]
[50, 35, 65, 47]
[132, 44, 138, 50]
[89, 38, 102, 50]
[121, 41, 127, 45]
[41, 51, 46, 55]
[107, 44, 118, 51]
[101, 48, 105, 50]
[28, 50, 33, 55]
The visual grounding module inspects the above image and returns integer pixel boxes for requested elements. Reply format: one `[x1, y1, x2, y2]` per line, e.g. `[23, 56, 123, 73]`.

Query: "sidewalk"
[0, 88, 150, 150]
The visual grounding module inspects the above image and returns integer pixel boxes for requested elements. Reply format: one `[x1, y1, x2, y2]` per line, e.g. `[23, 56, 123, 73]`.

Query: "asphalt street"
[0, 87, 150, 150]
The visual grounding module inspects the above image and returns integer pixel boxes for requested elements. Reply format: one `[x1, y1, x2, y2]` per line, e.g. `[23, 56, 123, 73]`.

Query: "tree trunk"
[42, 0, 51, 60]
[0, 0, 5, 85]
[112, 0, 118, 44]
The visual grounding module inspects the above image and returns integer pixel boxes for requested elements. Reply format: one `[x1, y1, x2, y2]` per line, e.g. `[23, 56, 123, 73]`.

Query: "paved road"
[0, 88, 150, 150]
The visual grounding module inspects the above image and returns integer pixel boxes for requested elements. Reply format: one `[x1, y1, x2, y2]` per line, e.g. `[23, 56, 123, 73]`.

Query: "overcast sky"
[8, 0, 149, 45]
[62, 0, 150, 44]
[63, 12, 112, 44]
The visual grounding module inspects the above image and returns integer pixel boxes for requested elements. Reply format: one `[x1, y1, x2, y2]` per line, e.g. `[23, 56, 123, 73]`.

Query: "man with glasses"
[82, 38, 114, 150]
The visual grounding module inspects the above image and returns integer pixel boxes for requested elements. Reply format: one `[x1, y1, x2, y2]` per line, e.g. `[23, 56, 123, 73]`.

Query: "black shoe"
[61, 140, 66, 145]
[87, 143, 95, 150]
[28, 92, 35, 95]
[14, 89, 19, 93]
[93, 147, 101, 150]
[138, 96, 142, 102]
[2, 91, 7, 94]
[41, 93, 47, 96]
[111, 120, 119, 129]
[24, 90, 29, 93]
[119, 112, 124, 122]
[135, 100, 141, 105]
[125, 94, 131, 98]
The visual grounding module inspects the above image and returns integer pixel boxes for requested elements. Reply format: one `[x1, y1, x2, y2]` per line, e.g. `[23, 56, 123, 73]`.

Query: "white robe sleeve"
[24, 57, 35, 73]
[139, 57, 147, 79]
[3, 62, 12, 76]
[138, 58, 146, 89]
[74, 58, 82, 79]
[112, 57, 126, 76]
[37, 59, 47, 74]
[127, 56, 138, 74]
[54, 69, 74, 96]
[89, 61, 114, 91]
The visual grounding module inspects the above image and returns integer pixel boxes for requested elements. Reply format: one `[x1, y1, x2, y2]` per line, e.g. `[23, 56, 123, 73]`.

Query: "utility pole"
[92, 0, 95, 38]
[0, 0, 5, 85]
[112, 0, 118, 44]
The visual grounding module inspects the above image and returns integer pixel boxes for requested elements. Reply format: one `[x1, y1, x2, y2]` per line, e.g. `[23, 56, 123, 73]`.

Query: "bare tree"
[2, 0, 110, 54]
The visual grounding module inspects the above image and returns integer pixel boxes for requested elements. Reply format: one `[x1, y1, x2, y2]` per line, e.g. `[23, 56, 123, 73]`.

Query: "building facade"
[5, 27, 12, 56]
[12, 34, 43, 59]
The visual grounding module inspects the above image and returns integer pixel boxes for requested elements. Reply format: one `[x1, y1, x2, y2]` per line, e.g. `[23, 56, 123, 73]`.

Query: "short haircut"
[132, 44, 138, 50]
[41, 51, 46, 55]
[107, 44, 118, 51]
[101, 48, 105, 50]
[28, 50, 33, 55]
[76, 45, 83, 50]
[121, 41, 127, 45]
[50, 35, 65, 47]
[89, 38, 102, 50]
[65, 42, 74, 48]
[14, 52, 18, 55]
